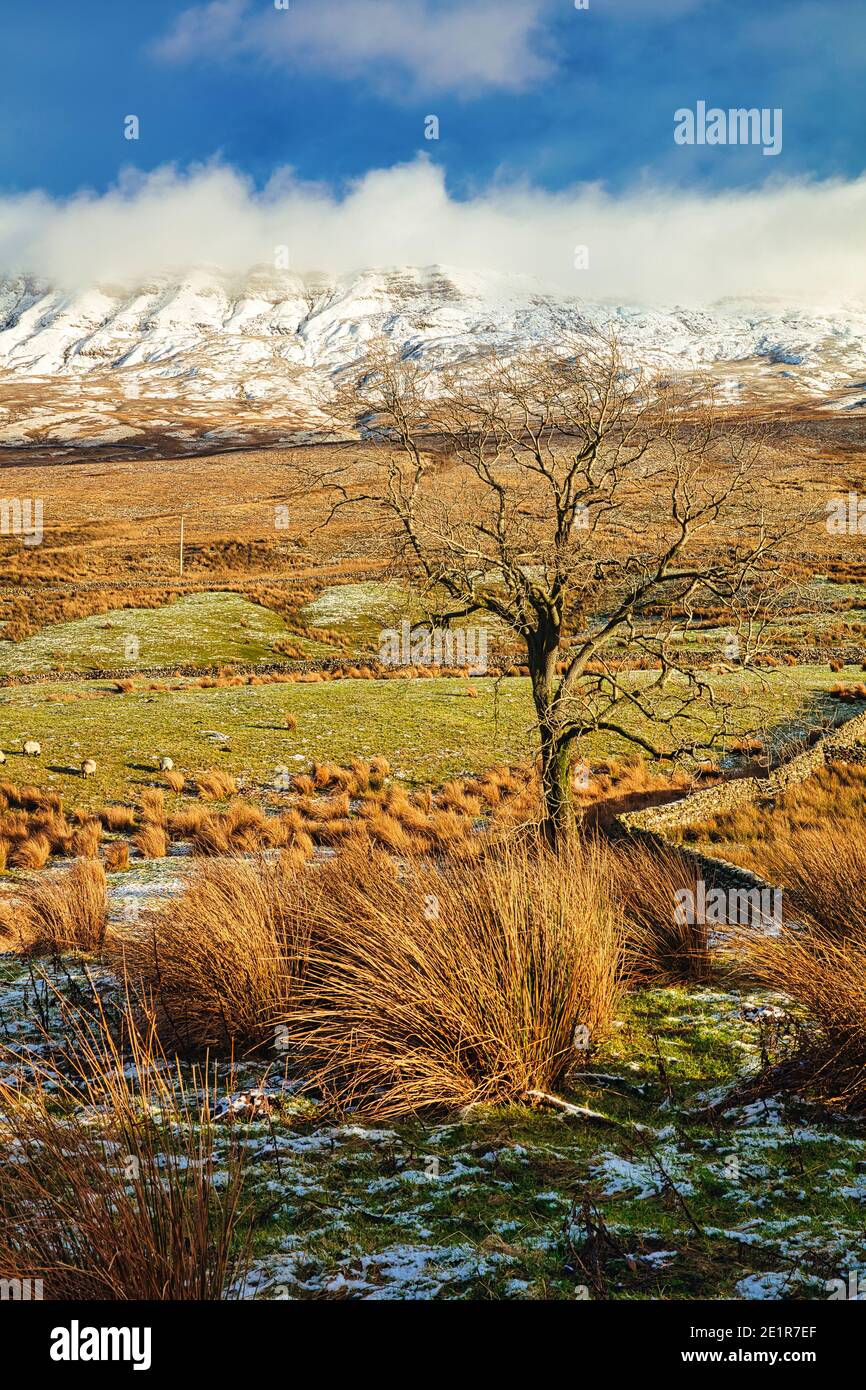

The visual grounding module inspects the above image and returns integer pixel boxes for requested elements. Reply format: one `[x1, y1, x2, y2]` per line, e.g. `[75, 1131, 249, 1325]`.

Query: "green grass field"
[0, 592, 333, 674]
[0, 659, 851, 808]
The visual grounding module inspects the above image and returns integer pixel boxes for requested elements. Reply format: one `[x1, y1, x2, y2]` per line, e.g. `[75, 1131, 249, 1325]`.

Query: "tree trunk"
[539, 723, 576, 851]
[527, 624, 575, 851]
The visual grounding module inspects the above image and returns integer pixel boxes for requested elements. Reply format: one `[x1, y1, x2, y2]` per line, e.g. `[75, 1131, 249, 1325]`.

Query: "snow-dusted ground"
[0, 265, 864, 448]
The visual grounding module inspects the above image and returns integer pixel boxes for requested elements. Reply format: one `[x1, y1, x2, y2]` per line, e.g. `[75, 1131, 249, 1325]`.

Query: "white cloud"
[1, 158, 865, 307]
[153, 0, 554, 96]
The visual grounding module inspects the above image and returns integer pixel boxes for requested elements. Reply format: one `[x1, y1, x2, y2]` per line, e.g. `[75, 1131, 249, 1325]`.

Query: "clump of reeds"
[133, 822, 169, 859]
[194, 769, 237, 801]
[0, 993, 250, 1299]
[282, 839, 624, 1118]
[739, 919, 866, 1110]
[16, 859, 108, 955]
[111, 854, 311, 1054]
[103, 840, 130, 872]
[610, 837, 715, 982]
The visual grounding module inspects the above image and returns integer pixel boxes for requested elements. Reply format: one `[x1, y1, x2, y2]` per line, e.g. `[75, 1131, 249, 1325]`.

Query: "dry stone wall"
[618, 709, 866, 837]
[616, 709, 866, 911]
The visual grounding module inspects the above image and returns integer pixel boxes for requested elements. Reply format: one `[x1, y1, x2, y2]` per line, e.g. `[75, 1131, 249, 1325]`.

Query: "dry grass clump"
[0, 998, 250, 1299]
[830, 681, 866, 703]
[113, 855, 311, 1054]
[103, 840, 130, 872]
[113, 835, 625, 1115]
[310, 761, 355, 792]
[16, 860, 108, 955]
[168, 806, 209, 839]
[9, 833, 52, 870]
[194, 768, 238, 801]
[731, 816, 866, 1109]
[70, 819, 103, 859]
[164, 769, 186, 793]
[138, 787, 166, 823]
[187, 801, 292, 856]
[282, 840, 625, 1118]
[740, 922, 866, 1110]
[0, 782, 62, 813]
[97, 804, 137, 833]
[134, 822, 169, 859]
[755, 822, 866, 941]
[609, 838, 714, 982]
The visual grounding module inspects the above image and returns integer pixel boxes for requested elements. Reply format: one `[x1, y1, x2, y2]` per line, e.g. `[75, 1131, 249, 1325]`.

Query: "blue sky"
[0, 0, 862, 201]
[0, 1, 862, 301]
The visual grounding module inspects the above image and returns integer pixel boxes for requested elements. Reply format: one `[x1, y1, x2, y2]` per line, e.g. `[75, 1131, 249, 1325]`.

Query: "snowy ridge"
[0, 265, 864, 449]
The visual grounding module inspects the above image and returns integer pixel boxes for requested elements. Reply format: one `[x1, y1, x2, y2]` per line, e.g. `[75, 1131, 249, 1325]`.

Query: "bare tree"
[310, 329, 790, 848]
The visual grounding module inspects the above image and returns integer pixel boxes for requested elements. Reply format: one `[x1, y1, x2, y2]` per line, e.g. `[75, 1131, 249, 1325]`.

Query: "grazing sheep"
[23, 740, 41, 757]
[0, 750, 5, 764]
[81, 759, 97, 777]
[159, 756, 174, 772]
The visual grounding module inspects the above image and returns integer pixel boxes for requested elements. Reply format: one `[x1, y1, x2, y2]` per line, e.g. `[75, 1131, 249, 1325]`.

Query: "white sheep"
[23, 740, 41, 757]
[159, 756, 174, 772]
[81, 759, 97, 777]
[0, 750, 6, 764]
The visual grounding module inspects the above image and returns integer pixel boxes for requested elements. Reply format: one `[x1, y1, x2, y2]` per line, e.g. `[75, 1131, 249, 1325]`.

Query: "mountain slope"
[0, 265, 864, 452]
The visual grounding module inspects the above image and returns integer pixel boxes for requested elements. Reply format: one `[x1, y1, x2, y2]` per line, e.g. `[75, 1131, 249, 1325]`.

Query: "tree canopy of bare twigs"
[305, 326, 794, 846]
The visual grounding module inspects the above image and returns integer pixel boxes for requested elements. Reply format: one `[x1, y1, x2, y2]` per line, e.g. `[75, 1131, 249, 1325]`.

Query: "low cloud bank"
[1, 158, 863, 306]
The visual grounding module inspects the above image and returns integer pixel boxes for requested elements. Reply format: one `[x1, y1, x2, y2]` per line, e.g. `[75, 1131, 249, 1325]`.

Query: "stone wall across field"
[614, 708, 866, 931]
[622, 823, 781, 903]
[618, 708, 866, 837]
[0, 654, 527, 688]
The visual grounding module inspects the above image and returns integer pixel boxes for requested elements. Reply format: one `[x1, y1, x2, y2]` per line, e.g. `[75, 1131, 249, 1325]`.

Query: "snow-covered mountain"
[0, 265, 864, 452]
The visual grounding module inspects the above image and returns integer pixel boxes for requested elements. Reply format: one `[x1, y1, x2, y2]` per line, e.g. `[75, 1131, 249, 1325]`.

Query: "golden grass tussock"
[134, 822, 169, 859]
[138, 787, 166, 823]
[168, 806, 209, 839]
[97, 804, 138, 833]
[740, 920, 866, 1111]
[31, 809, 73, 855]
[0, 997, 250, 1299]
[282, 840, 625, 1119]
[16, 860, 108, 956]
[609, 838, 714, 983]
[755, 821, 866, 943]
[103, 840, 130, 872]
[362, 811, 418, 853]
[194, 768, 238, 802]
[9, 833, 52, 870]
[163, 769, 186, 793]
[310, 817, 362, 846]
[311, 761, 354, 792]
[113, 854, 311, 1055]
[187, 801, 289, 856]
[112, 835, 625, 1118]
[0, 782, 62, 813]
[70, 819, 103, 859]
